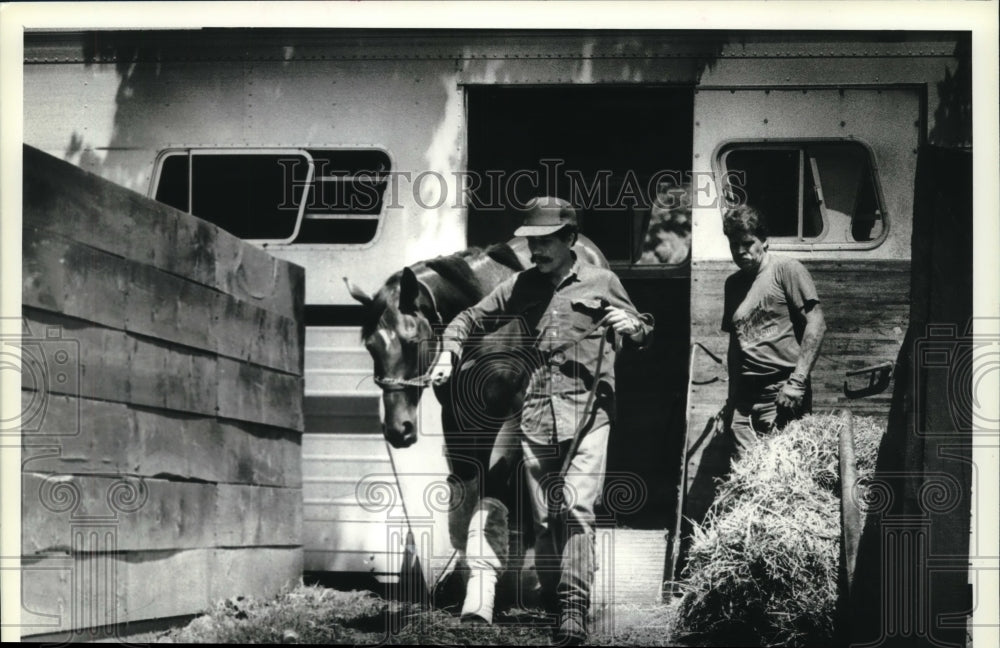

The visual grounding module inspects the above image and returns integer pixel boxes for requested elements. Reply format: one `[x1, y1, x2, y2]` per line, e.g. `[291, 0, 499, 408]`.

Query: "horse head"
[345, 268, 439, 448]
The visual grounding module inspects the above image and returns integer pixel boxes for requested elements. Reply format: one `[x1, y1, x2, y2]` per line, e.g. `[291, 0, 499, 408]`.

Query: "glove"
[600, 306, 644, 342]
[775, 373, 807, 415]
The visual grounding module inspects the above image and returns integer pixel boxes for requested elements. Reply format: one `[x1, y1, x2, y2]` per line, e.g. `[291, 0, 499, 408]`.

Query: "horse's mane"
[424, 251, 484, 306]
[484, 242, 525, 272]
[360, 242, 525, 339]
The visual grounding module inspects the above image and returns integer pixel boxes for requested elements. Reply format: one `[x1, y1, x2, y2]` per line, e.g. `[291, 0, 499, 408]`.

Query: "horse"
[344, 234, 608, 620]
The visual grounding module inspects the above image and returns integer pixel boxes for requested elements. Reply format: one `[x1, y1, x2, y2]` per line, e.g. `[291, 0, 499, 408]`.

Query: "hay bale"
[675, 413, 885, 647]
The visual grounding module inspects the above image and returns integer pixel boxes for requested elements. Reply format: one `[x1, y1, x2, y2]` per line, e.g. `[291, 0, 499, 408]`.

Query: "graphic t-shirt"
[722, 253, 819, 380]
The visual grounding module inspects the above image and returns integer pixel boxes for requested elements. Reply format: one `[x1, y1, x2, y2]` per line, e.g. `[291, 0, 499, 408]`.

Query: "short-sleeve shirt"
[722, 253, 819, 380]
[442, 257, 653, 444]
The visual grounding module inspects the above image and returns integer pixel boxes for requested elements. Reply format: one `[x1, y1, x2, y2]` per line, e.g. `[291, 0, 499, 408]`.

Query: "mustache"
[531, 255, 552, 264]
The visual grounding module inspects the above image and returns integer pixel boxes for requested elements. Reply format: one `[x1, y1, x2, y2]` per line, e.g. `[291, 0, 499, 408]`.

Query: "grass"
[131, 582, 686, 645]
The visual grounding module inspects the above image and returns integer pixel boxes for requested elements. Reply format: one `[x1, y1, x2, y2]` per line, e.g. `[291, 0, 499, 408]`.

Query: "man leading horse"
[431, 197, 655, 645]
[345, 199, 605, 631]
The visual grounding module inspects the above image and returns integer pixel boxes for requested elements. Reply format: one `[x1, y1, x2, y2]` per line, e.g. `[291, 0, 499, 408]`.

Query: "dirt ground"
[128, 583, 689, 645]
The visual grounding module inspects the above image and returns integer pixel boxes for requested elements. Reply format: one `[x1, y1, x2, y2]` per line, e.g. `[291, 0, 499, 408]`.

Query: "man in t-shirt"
[722, 205, 827, 455]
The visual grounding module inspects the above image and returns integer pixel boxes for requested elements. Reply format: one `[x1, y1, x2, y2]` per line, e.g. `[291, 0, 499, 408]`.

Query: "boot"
[553, 610, 587, 646]
[552, 531, 594, 644]
[460, 498, 509, 625]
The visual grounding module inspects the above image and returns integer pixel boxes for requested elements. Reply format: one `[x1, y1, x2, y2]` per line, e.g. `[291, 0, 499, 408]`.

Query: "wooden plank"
[23, 145, 305, 321]
[213, 293, 303, 375]
[692, 315, 910, 339]
[23, 476, 302, 554]
[19, 391, 89, 441]
[24, 206, 301, 368]
[691, 258, 911, 274]
[121, 550, 212, 623]
[213, 232, 304, 321]
[21, 547, 302, 637]
[22, 398, 301, 488]
[22, 308, 127, 404]
[125, 262, 219, 353]
[23, 145, 148, 259]
[131, 414, 302, 487]
[217, 357, 304, 431]
[20, 550, 212, 636]
[216, 419, 302, 488]
[209, 548, 303, 603]
[213, 485, 302, 547]
[128, 335, 217, 416]
[128, 408, 229, 483]
[23, 473, 216, 554]
[23, 144, 218, 287]
[20, 553, 126, 636]
[22, 226, 128, 329]
[691, 291, 911, 318]
[21, 397, 131, 471]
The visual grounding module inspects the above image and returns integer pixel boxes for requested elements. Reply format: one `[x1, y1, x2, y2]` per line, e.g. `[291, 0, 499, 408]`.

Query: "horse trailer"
[20, 27, 976, 641]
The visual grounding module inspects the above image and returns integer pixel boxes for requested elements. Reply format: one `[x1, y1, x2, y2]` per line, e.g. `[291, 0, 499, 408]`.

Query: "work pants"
[730, 379, 812, 459]
[522, 422, 610, 618]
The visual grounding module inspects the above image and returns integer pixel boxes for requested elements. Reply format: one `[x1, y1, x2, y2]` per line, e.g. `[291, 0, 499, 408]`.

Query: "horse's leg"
[486, 415, 530, 614]
[429, 386, 478, 609]
[457, 415, 516, 624]
[456, 353, 530, 624]
[461, 496, 509, 624]
[435, 373, 504, 623]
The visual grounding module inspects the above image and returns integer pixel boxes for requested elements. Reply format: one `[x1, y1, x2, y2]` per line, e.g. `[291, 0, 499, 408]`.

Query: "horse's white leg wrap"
[461, 498, 508, 624]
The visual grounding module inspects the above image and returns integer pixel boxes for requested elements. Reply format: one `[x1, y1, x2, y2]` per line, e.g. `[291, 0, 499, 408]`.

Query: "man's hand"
[600, 306, 644, 342]
[775, 373, 807, 415]
[430, 351, 456, 385]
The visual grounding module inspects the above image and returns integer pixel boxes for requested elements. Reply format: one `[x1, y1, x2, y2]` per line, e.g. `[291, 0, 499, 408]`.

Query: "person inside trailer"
[722, 204, 827, 454]
[430, 196, 654, 645]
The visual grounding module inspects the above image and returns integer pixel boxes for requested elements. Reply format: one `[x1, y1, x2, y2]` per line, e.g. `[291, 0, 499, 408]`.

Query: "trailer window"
[631, 179, 692, 266]
[153, 149, 389, 245]
[719, 142, 886, 247]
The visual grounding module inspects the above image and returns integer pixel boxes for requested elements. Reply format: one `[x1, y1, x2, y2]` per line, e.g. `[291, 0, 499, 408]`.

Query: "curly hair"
[722, 205, 769, 241]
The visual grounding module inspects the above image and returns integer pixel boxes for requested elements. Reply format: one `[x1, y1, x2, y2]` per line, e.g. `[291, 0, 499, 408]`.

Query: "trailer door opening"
[465, 85, 694, 530]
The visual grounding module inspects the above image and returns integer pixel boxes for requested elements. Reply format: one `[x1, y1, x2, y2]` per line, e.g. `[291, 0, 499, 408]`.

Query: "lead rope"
[384, 438, 425, 599]
[550, 326, 609, 555]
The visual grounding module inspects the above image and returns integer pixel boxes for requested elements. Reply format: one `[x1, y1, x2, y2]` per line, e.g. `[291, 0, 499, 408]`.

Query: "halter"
[373, 373, 435, 391]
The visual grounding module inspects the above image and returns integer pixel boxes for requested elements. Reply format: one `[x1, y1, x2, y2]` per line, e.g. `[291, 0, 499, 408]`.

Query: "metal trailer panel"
[691, 87, 921, 261]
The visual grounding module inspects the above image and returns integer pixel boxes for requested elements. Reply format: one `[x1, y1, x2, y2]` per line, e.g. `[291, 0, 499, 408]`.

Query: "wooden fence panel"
[21, 398, 301, 488]
[21, 145, 306, 637]
[217, 358, 304, 431]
